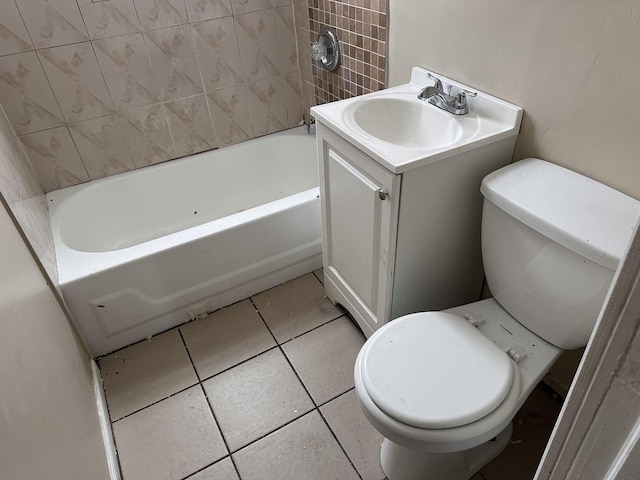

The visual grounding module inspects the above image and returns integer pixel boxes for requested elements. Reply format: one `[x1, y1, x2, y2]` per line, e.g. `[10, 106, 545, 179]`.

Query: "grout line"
[245, 296, 363, 478]
[177, 329, 243, 480]
[229, 407, 318, 455]
[317, 386, 356, 409]
[180, 456, 231, 480]
[277, 312, 346, 346]
[248, 297, 320, 409]
[195, 344, 280, 384]
[103, 271, 360, 479]
[318, 403, 364, 480]
[97, 296, 252, 360]
[109, 380, 200, 423]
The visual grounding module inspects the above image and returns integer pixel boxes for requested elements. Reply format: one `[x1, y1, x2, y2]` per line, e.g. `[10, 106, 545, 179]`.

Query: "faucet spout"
[417, 85, 442, 101]
[417, 74, 476, 115]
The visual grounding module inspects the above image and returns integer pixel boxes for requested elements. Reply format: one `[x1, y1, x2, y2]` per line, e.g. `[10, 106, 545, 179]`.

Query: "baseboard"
[91, 359, 121, 480]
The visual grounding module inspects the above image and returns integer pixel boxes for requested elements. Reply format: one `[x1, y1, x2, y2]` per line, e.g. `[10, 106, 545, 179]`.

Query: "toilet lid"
[360, 312, 515, 429]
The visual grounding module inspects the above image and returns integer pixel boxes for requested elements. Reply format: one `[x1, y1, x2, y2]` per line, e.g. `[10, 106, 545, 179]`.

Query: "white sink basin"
[346, 96, 463, 149]
[311, 67, 523, 174]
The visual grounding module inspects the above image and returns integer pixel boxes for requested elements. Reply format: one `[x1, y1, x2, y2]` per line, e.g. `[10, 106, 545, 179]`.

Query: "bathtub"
[48, 126, 322, 355]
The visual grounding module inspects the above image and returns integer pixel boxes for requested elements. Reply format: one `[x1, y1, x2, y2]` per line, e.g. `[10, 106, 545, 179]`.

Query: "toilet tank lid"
[481, 158, 640, 270]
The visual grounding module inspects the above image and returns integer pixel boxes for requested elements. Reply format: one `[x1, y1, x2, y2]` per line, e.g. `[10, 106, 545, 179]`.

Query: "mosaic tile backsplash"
[0, 0, 304, 192]
[306, 0, 387, 105]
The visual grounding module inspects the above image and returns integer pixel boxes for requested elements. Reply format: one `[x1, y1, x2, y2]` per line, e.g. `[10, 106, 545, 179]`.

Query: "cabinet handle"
[378, 190, 388, 200]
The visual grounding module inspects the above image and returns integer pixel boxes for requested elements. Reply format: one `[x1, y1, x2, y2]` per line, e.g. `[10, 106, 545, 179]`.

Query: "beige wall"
[0, 201, 110, 479]
[388, 0, 640, 199]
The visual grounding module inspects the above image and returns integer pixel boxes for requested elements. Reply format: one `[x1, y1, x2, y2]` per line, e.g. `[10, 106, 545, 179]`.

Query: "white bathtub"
[48, 127, 322, 355]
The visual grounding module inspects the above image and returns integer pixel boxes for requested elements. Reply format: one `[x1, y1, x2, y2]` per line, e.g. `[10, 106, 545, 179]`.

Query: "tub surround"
[0, 0, 305, 192]
[294, 0, 388, 116]
[0, 103, 58, 285]
[49, 127, 321, 355]
[308, 0, 388, 102]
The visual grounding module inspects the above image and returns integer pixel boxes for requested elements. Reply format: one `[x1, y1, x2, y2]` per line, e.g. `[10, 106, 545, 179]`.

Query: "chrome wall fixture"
[311, 27, 340, 71]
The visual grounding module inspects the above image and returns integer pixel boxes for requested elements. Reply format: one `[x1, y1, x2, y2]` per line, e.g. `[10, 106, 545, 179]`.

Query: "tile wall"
[294, 0, 387, 111]
[0, 0, 304, 192]
[0, 104, 57, 284]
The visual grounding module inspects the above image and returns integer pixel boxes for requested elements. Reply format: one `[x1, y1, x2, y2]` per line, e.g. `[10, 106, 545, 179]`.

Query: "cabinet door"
[319, 130, 400, 334]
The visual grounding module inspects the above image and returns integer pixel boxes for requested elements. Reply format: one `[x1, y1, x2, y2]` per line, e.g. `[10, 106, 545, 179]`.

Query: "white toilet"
[354, 158, 640, 480]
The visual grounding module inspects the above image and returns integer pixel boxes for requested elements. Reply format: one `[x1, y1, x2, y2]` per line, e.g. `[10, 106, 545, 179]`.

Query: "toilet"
[354, 158, 640, 480]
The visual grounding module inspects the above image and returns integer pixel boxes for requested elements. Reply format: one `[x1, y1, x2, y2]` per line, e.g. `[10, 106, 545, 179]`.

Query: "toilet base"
[380, 422, 513, 480]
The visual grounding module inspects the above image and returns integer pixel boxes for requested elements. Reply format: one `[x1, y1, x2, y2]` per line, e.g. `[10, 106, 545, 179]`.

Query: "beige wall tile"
[1, 0, 305, 194]
[69, 114, 136, 179]
[15, 0, 88, 48]
[133, 0, 189, 30]
[0, 104, 57, 284]
[192, 18, 244, 92]
[79, 0, 141, 39]
[235, 9, 282, 82]
[247, 75, 288, 136]
[283, 71, 303, 127]
[0, 147, 21, 204]
[0, 1, 34, 56]
[14, 194, 59, 283]
[0, 109, 27, 204]
[120, 103, 177, 166]
[164, 94, 217, 156]
[38, 42, 114, 123]
[18, 126, 89, 192]
[185, 0, 233, 22]
[206, 85, 253, 146]
[93, 33, 160, 112]
[0, 52, 65, 134]
[145, 25, 204, 101]
[230, 0, 272, 15]
[274, 5, 298, 74]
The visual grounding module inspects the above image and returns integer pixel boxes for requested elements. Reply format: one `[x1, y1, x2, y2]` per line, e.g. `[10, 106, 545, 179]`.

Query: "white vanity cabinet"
[316, 123, 517, 337]
[318, 127, 401, 333]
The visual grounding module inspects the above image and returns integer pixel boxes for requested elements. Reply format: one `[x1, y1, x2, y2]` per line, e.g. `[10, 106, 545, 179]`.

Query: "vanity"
[310, 67, 523, 336]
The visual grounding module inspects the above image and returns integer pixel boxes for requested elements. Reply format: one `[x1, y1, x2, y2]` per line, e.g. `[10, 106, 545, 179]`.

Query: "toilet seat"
[360, 312, 514, 429]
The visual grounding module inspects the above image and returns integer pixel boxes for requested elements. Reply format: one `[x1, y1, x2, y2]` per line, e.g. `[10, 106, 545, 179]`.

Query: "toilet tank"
[480, 158, 639, 349]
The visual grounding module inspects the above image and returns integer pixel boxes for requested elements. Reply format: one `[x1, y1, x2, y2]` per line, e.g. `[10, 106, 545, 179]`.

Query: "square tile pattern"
[100, 271, 562, 480]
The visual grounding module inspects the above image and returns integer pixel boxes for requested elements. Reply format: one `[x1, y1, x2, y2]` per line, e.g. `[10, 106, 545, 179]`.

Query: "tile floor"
[99, 270, 562, 480]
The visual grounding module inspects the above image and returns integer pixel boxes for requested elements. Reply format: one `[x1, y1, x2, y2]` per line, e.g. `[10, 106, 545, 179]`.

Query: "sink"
[310, 67, 523, 174]
[345, 96, 463, 149]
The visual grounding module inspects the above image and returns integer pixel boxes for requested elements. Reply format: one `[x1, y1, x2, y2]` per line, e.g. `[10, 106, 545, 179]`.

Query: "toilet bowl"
[355, 299, 560, 479]
[354, 159, 640, 480]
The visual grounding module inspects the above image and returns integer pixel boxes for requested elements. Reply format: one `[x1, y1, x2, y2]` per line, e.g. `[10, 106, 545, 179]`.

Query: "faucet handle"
[454, 90, 477, 105]
[452, 90, 478, 114]
[457, 89, 477, 98]
[426, 72, 443, 91]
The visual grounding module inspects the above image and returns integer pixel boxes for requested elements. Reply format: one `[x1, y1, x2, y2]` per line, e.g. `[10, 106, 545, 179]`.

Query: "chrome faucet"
[418, 73, 477, 115]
